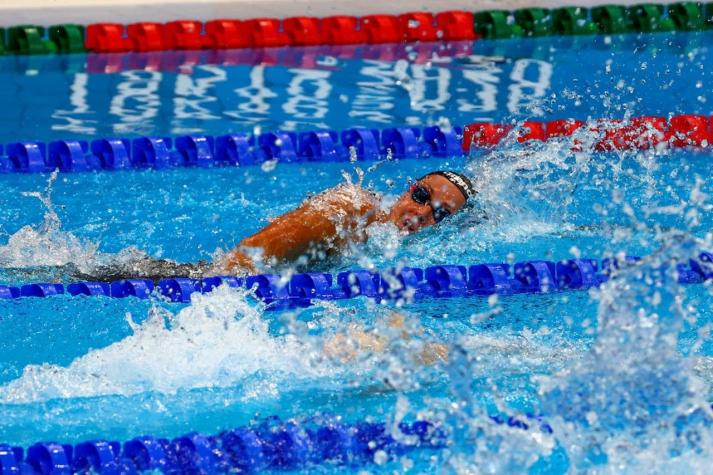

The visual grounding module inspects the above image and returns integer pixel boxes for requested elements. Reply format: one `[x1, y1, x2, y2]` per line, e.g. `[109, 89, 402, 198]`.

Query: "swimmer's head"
[388, 171, 476, 233]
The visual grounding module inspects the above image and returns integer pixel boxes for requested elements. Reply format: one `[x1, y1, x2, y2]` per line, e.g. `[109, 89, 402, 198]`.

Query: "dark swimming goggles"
[410, 183, 451, 223]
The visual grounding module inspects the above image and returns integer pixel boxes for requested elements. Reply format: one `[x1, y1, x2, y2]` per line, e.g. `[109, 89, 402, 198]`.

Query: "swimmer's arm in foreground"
[216, 185, 384, 274]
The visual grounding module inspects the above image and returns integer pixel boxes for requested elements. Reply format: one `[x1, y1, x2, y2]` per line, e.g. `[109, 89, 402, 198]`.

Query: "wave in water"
[0, 285, 343, 403]
[0, 171, 99, 271]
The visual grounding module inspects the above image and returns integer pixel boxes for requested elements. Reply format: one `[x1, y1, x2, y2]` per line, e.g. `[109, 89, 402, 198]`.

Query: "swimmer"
[74, 170, 475, 282]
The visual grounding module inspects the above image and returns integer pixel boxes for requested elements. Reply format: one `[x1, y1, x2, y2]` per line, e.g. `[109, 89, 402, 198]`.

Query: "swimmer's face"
[388, 174, 467, 233]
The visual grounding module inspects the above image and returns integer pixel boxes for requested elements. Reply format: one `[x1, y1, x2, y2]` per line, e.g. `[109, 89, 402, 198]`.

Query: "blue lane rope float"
[1, 252, 711, 307]
[2, 113, 712, 174]
[19, 404, 711, 474]
[0, 125, 465, 173]
[0, 412, 559, 475]
[0, 351, 709, 475]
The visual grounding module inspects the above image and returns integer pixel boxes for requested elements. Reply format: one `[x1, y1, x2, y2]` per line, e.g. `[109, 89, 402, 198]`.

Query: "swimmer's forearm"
[226, 186, 380, 269]
[214, 207, 333, 274]
[240, 206, 336, 264]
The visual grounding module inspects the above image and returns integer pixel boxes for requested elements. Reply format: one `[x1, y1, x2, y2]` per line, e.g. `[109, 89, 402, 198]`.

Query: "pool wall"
[0, 0, 675, 26]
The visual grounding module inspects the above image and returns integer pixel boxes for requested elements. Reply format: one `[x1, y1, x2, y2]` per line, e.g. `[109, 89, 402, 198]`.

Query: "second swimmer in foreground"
[76, 170, 476, 281]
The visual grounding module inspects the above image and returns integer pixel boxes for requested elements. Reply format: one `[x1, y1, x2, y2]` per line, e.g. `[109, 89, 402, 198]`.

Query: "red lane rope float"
[399, 12, 439, 41]
[85, 24, 131, 53]
[204, 20, 250, 49]
[246, 18, 289, 48]
[85, 11, 476, 53]
[362, 15, 403, 43]
[320, 16, 366, 45]
[127, 22, 164, 52]
[164, 20, 211, 50]
[283, 17, 323, 46]
[463, 114, 713, 152]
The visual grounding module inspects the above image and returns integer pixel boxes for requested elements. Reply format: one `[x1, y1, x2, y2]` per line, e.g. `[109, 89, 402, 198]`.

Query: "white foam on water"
[466, 135, 586, 224]
[0, 286, 343, 403]
[425, 127, 713, 471]
[0, 223, 98, 270]
[0, 170, 99, 270]
[431, 328, 566, 472]
[538, 242, 713, 471]
[465, 215, 566, 246]
[459, 331, 583, 376]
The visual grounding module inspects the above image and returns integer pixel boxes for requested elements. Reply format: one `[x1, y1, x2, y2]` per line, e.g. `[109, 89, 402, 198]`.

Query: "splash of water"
[463, 125, 599, 230]
[522, 128, 713, 470]
[0, 286, 342, 403]
[0, 170, 99, 271]
[538, 242, 713, 471]
[430, 339, 557, 473]
[418, 125, 713, 471]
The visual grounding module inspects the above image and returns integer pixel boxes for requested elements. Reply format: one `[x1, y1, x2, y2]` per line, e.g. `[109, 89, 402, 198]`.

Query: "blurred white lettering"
[109, 71, 162, 134]
[458, 63, 502, 114]
[52, 73, 97, 134]
[507, 59, 552, 115]
[283, 68, 332, 120]
[173, 65, 226, 122]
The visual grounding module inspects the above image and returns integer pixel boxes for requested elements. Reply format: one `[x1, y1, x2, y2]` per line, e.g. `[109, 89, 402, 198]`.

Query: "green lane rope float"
[0, 3, 711, 57]
[474, 10, 524, 39]
[514, 8, 552, 37]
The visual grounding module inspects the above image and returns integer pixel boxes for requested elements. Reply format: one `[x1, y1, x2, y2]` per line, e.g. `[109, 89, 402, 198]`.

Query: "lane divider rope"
[0, 11, 475, 56]
[0, 3, 711, 56]
[5, 402, 710, 474]
[463, 114, 713, 151]
[0, 412, 554, 474]
[1, 114, 712, 174]
[0, 417, 445, 474]
[475, 2, 712, 38]
[0, 124, 465, 173]
[2, 253, 711, 307]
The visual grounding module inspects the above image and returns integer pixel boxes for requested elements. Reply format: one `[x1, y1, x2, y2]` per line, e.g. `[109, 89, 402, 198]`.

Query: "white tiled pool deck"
[0, 0, 670, 27]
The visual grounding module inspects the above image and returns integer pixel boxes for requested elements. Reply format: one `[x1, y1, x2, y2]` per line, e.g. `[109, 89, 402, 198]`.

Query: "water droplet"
[373, 449, 388, 465]
[261, 159, 278, 172]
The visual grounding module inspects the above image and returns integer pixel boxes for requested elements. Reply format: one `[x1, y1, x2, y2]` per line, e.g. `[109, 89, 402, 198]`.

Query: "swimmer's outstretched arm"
[216, 185, 384, 274]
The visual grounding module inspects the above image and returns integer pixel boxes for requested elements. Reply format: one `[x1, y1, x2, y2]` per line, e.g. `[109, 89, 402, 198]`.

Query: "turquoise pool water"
[0, 31, 712, 473]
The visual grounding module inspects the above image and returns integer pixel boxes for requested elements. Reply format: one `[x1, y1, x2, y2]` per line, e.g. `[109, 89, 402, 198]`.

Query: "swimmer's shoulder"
[310, 183, 382, 210]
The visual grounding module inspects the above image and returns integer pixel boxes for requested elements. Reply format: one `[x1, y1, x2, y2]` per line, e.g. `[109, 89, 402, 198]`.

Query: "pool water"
[0, 32, 710, 143]
[0, 31, 712, 473]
